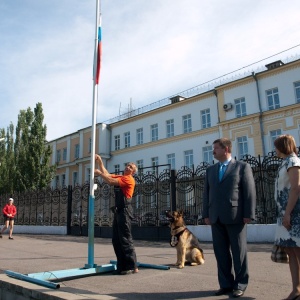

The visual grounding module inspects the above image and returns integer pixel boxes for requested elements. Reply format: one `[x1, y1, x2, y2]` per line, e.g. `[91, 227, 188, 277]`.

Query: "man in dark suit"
[202, 138, 256, 298]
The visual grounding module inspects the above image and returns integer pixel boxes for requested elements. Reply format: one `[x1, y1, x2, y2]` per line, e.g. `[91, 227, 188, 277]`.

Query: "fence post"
[67, 185, 72, 235]
[170, 169, 177, 211]
[258, 154, 267, 223]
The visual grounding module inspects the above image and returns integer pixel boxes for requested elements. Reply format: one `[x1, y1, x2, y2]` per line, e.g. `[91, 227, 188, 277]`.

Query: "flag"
[94, 25, 102, 85]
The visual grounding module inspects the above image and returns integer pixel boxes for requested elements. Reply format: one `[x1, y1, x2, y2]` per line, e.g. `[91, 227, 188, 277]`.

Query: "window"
[75, 144, 80, 159]
[124, 132, 130, 148]
[114, 164, 120, 174]
[137, 159, 144, 175]
[183, 114, 192, 133]
[114, 135, 120, 150]
[150, 194, 157, 209]
[151, 124, 158, 141]
[63, 148, 67, 161]
[184, 150, 193, 169]
[86, 167, 91, 183]
[201, 109, 211, 129]
[235, 97, 246, 117]
[270, 129, 282, 150]
[88, 138, 92, 153]
[202, 146, 213, 163]
[56, 149, 61, 163]
[167, 153, 175, 169]
[266, 88, 280, 110]
[136, 128, 143, 145]
[73, 172, 78, 186]
[237, 136, 248, 159]
[55, 175, 60, 188]
[62, 174, 66, 187]
[166, 119, 174, 138]
[137, 160, 143, 169]
[294, 81, 300, 103]
[151, 157, 158, 173]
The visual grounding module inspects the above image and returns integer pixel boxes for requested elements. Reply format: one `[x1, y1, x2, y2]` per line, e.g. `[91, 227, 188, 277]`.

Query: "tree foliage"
[0, 103, 56, 193]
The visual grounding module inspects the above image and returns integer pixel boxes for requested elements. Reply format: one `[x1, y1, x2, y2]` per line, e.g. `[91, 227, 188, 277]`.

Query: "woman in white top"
[274, 134, 300, 300]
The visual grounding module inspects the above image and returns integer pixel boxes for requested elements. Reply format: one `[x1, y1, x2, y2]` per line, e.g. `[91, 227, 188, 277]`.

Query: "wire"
[183, 44, 300, 92]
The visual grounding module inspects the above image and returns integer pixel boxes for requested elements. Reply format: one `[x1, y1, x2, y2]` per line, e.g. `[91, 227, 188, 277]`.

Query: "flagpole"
[86, 0, 101, 268]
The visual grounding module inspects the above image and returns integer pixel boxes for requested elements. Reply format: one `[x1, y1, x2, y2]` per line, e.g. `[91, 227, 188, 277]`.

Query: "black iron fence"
[1, 152, 298, 232]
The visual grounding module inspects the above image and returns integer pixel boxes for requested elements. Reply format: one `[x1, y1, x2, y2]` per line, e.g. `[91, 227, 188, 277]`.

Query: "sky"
[1, 0, 300, 142]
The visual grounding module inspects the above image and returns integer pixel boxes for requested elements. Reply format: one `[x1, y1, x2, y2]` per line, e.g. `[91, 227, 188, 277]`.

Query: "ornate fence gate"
[0, 152, 294, 240]
[68, 153, 284, 239]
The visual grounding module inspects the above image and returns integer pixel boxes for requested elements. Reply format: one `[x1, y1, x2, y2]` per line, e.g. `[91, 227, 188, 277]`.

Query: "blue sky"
[1, 0, 300, 141]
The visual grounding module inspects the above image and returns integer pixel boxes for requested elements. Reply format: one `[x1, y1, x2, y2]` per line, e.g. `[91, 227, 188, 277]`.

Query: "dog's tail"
[195, 239, 205, 259]
[199, 247, 205, 259]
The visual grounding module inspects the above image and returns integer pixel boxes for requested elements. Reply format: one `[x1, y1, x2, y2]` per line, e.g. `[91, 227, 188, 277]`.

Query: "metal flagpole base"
[6, 270, 60, 289]
[110, 260, 170, 270]
[5, 264, 116, 289]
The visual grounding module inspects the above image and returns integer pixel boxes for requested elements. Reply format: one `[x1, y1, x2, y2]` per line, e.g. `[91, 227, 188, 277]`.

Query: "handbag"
[271, 244, 289, 263]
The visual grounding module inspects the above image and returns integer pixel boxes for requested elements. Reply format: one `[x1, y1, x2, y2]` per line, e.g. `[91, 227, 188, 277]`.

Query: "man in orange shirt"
[95, 154, 138, 275]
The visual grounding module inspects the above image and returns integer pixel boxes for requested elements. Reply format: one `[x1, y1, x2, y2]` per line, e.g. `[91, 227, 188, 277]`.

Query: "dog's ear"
[178, 209, 184, 216]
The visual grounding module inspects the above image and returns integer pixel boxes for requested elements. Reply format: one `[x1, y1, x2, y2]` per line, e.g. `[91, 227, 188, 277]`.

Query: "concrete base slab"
[0, 274, 121, 300]
[0, 234, 289, 300]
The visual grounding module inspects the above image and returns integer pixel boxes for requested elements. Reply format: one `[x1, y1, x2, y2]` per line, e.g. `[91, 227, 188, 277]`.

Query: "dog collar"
[171, 226, 186, 236]
[170, 227, 187, 247]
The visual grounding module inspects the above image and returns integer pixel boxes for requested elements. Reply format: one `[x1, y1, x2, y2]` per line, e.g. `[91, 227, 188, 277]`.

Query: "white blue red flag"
[94, 25, 102, 85]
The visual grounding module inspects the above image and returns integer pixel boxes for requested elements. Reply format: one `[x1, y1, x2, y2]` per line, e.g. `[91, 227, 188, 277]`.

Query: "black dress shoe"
[233, 289, 244, 297]
[215, 287, 233, 296]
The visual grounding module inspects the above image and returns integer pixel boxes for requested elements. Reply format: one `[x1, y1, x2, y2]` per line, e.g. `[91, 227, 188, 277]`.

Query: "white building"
[49, 57, 300, 188]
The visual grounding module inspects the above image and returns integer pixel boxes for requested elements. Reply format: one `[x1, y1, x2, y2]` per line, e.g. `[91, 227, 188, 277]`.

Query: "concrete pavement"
[0, 234, 292, 299]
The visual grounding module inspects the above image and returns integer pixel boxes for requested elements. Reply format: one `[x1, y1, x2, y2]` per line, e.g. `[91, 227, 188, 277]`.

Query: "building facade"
[49, 58, 300, 188]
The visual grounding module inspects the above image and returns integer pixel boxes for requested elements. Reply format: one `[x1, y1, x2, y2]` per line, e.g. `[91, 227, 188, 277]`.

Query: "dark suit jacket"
[202, 159, 256, 224]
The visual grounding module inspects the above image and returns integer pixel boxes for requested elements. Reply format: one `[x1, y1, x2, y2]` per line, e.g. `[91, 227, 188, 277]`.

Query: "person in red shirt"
[1, 198, 17, 240]
[95, 154, 138, 275]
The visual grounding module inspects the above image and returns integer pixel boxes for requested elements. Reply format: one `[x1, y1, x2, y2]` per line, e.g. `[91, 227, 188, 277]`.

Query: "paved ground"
[0, 234, 292, 299]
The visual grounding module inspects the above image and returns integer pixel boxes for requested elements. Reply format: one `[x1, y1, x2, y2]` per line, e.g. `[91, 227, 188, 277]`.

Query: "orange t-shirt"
[111, 174, 135, 199]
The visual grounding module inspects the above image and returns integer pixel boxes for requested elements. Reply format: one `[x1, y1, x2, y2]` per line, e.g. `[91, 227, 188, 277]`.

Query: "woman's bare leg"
[9, 219, 14, 238]
[284, 247, 300, 299]
[1, 220, 9, 235]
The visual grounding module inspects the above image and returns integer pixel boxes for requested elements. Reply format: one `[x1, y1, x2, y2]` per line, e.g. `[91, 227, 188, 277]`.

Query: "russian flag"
[94, 26, 102, 85]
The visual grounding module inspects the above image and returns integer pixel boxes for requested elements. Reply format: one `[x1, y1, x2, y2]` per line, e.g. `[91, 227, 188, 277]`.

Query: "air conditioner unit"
[223, 103, 233, 111]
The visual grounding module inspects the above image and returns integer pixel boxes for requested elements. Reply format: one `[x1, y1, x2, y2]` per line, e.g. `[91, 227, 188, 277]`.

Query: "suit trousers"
[112, 206, 137, 272]
[211, 220, 249, 291]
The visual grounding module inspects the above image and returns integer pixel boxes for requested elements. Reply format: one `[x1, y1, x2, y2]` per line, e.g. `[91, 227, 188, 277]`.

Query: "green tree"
[14, 103, 56, 191]
[0, 124, 15, 194]
[29, 103, 56, 189]
[14, 108, 32, 191]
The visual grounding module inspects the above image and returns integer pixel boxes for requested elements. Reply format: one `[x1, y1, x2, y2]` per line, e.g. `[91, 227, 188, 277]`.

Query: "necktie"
[219, 164, 225, 181]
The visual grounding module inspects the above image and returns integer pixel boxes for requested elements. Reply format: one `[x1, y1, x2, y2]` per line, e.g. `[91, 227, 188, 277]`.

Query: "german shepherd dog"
[166, 210, 205, 269]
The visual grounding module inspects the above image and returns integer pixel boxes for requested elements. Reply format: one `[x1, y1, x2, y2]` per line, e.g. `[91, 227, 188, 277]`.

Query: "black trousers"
[112, 206, 137, 272]
[211, 220, 249, 291]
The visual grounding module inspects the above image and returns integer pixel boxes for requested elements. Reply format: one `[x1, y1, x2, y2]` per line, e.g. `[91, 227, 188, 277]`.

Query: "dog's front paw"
[178, 264, 184, 269]
[174, 262, 180, 266]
